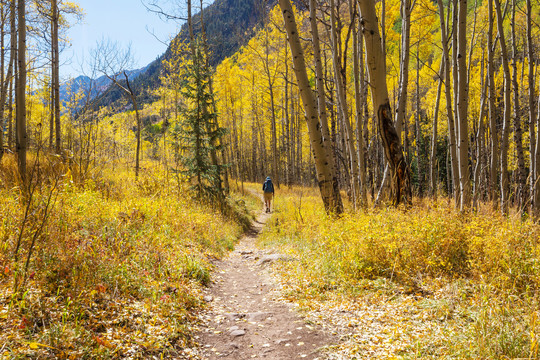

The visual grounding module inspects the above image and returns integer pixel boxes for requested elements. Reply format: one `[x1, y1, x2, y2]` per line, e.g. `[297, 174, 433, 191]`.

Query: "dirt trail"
[195, 205, 332, 359]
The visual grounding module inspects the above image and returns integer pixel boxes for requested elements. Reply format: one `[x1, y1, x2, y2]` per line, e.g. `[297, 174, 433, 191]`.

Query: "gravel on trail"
[195, 209, 332, 360]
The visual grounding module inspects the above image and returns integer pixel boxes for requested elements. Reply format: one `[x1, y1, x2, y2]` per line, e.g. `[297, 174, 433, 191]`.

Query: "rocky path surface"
[195, 208, 332, 359]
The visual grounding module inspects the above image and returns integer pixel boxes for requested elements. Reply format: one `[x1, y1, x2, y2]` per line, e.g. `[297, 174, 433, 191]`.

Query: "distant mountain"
[60, 75, 109, 103]
[60, 65, 150, 108]
[95, 0, 267, 109]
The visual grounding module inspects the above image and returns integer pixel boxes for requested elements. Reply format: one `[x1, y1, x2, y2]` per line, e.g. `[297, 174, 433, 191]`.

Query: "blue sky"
[61, 0, 183, 79]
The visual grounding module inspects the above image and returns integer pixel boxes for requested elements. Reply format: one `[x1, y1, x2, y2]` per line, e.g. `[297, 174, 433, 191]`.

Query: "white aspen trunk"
[351, 0, 368, 207]
[395, 0, 411, 140]
[494, 0, 511, 214]
[52, 0, 61, 154]
[0, 3, 4, 162]
[456, 0, 471, 210]
[536, 81, 540, 215]
[16, 0, 26, 182]
[473, 52, 487, 209]
[309, 0, 331, 143]
[415, 42, 422, 197]
[430, 59, 445, 199]
[511, 0, 526, 210]
[437, 0, 459, 204]
[527, 0, 538, 213]
[278, 0, 343, 214]
[358, 0, 412, 206]
[487, 0, 499, 207]
[329, 0, 360, 208]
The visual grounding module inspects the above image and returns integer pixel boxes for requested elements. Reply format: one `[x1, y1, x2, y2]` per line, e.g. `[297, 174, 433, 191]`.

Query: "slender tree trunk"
[511, 0, 525, 210]
[487, 0, 499, 207]
[415, 41, 423, 196]
[359, 0, 412, 206]
[8, 68, 13, 150]
[395, 0, 411, 142]
[430, 59, 444, 199]
[49, 11, 54, 149]
[52, 0, 61, 154]
[375, 0, 411, 206]
[456, 0, 471, 210]
[269, 84, 279, 185]
[351, 1, 367, 207]
[16, 0, 26, 183]
[526, 0, 537, 213]
[108, 73, 141, 178]
[278, 0, 343, 214]
[330, 0, 360, 207]
[473, 51, 487, 209]
[536, 79, 540, 215]
[0, 3, 5, 162]
[437, 0, 459, 204]
[309, 0, 334, 173]
[494, 0, 511, 214]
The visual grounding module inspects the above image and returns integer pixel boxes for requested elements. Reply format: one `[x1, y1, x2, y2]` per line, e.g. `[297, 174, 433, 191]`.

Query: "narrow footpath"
[195, 206, 332, 359]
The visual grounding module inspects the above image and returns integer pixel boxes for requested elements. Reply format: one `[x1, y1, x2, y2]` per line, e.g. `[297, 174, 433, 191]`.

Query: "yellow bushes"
[0, 157, 248, 358]
[259, 186, 540, 358]
[261, 188, 540, 292]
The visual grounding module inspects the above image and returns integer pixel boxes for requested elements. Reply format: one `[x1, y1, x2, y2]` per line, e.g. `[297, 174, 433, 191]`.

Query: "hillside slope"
[95, 0, 265, 108]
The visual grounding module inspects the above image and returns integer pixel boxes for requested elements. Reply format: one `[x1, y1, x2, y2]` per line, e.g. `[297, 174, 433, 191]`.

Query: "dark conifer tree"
[174, 38, 226, 202]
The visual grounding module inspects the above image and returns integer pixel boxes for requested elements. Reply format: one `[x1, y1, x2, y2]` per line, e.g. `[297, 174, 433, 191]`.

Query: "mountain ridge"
[87, 0, 267, 109]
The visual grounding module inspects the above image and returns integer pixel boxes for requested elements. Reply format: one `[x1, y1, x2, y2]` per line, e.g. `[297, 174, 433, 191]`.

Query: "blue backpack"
[263, 179, 274, 193]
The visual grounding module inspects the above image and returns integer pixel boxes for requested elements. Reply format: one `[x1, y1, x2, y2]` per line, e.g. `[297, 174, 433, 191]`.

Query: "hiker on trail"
[262, 176, 274, 213]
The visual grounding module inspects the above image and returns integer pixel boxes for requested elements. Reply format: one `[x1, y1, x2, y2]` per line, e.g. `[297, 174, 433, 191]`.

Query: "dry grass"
[0, 154, 255, 359]
[258, 185, 540, 359]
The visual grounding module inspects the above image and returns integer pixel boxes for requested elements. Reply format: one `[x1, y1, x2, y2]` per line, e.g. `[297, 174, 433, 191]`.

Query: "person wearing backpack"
[262, 176, 274, 213]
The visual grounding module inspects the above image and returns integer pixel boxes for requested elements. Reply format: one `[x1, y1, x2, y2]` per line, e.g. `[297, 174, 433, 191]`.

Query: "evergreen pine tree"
[174, 38, 226, 202]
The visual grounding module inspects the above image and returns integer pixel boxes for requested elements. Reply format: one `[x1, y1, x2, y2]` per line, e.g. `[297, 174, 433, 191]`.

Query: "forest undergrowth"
[259, 185, 540, 359]
[0, 154, 256, 359]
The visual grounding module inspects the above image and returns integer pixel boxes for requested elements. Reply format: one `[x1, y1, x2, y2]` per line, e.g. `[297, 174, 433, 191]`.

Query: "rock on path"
[195, 209, 331, 359]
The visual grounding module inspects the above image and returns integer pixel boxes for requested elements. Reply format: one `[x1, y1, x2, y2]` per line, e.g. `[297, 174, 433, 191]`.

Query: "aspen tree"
[0, 2, 5, 162]
[358, 0, 412, 206]
[430, 59, 445, 199]
[16, 0, 26, 182]
[473, 52, 487, 209]
[329, 0, 360, 208]
[456, 0, 470, 211]
[487, 0, 499, 208]
[510, 0, 525, 210]
[52, 0, 61, 154]
[526, 0, 538, 214]
[278, 0, 343, 214]
[494, 0, 511, 214]
[395, 0, 411, 144]
[437, 0, 459, 204]
[350, 0, 367, 207]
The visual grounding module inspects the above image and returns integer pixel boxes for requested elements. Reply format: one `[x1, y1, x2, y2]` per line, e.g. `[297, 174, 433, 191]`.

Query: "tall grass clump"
[0, 154, 251, 359]
[259, 186, 540, 358]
